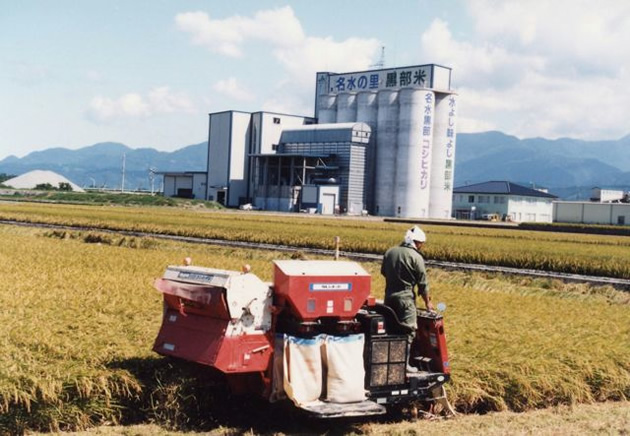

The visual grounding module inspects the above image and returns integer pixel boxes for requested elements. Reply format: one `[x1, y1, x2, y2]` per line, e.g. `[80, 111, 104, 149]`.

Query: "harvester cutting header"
[152, 258, 450, 417]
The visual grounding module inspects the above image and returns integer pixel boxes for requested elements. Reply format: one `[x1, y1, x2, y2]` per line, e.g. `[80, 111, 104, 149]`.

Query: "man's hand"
[426, 301, 435, 312]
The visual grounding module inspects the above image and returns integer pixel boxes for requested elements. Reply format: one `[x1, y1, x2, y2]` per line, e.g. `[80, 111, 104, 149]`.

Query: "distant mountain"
[0, 142, 207, 190]
[455, 131, 630, 199]
[1, 132, 629, 199]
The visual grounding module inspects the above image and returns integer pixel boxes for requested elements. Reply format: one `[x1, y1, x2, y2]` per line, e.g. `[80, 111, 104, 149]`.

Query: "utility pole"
[149, 167, 157, 195]
[121, 152, 126, 193]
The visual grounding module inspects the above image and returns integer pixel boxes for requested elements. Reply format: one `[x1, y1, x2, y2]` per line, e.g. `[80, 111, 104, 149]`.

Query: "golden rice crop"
[1, 202, 630, 278]
[1, 222, 629, 433]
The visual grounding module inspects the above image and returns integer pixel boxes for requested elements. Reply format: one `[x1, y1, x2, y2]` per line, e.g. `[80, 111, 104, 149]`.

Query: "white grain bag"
[269, 334, 287, 402]
[283, 334, 324, 405]
[324, 334, 366, 403]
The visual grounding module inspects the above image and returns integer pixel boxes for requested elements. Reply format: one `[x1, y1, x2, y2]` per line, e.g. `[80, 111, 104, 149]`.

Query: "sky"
[2, 0, 630, 160]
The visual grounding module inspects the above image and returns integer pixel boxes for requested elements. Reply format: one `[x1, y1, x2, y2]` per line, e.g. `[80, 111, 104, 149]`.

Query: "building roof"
[3, 170, 85, 192]
[280, 122, 371, 145]
[453, 181, 557, 198]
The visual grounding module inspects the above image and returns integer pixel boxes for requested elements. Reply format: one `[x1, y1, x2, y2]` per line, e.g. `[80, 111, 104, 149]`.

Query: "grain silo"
[317, 94, 338, 124]
[394, 89, 434, 218]
[356, 91, 378, 212]
[374, 90, 399, 216]
[429, 94, 457, 218]
[336, 92, 357, 123]
[313, 64, 456, 218]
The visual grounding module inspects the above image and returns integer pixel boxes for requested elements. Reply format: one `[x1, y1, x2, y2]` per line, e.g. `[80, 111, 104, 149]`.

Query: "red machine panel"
[413, 311, 450, 374]
[273, 260, 371, 321]
[153, 309, 272, 373]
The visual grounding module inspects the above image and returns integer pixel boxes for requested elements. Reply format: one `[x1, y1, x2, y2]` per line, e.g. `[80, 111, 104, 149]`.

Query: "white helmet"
[405, 225, 426, 243]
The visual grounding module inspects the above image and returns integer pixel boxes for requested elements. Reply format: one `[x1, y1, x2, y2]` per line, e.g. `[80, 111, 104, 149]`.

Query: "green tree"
[34, 183, 55, 191]
[0, 173, 16, 184]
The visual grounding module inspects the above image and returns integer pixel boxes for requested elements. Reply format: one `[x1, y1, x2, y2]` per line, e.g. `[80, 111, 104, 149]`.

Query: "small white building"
[160, 171, 207, 199]
[590, 187, 625, 203]
[453, 181, 557, 222]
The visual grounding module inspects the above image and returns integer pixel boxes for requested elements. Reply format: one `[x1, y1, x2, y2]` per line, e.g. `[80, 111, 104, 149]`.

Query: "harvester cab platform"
[152, 260, 450, 418]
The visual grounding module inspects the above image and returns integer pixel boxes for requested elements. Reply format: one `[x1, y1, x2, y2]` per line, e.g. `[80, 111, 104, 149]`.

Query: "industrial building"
[554, 187, 630, 225]
[161, 171, 207, 199]
[162, 63, 458, 218]
[252, 123, 371, 214]
[205, 111, 315, 206]
[452, 181, 557, 222]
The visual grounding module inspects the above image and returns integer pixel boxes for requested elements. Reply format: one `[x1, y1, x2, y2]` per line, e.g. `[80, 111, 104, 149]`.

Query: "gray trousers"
[384, 293, 417, 344]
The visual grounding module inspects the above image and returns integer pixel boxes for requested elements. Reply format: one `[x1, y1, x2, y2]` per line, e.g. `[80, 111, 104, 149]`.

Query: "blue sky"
[2, 1, 629, 160]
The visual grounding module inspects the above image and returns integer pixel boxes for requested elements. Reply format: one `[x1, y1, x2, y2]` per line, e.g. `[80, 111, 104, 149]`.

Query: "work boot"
[406, 343, 418, 373]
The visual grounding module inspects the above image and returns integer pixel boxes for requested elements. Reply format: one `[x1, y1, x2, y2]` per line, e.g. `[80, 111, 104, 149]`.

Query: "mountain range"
[0, 142, 207, 191]
[1, 131, 629, 199]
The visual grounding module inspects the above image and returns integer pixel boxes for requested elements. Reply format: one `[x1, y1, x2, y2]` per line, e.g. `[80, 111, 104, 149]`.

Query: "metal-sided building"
[161, 171, 207, 199]
[206, 111, 315, 206]
[554, 187, 630, 225]
[251, 123, 371, 213]
[452, 181, 557, 222]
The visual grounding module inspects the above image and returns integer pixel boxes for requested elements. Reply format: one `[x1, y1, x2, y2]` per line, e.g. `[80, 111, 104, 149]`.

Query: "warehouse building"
[452, 181, 557, 222]
[161, 171, 207, 199]
[554, 187, 630, 225]
[162, 63, 458, 217]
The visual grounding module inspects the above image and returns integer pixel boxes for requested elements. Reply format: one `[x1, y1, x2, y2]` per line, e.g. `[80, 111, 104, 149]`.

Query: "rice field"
[1, 202, 630, 279]
[1, 222, 629, 433]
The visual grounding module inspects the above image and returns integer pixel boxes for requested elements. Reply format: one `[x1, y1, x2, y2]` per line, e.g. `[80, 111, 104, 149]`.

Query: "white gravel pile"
[3, 170, 85, 192]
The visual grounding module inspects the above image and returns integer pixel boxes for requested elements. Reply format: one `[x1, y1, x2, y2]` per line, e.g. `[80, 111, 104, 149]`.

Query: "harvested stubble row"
[1, 224, 629, 433]
[1, 202, 630, 278]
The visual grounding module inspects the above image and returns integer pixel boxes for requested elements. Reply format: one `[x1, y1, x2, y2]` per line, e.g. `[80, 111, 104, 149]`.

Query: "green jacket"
[381, 241, 428, 298]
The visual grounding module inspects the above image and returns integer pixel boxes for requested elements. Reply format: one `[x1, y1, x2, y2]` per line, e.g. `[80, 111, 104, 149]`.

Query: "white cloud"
[86, 87, 195, 123]
[261, 80, 312, 116]
[175, 6, 304, 57]
[417, 3, 630, 140]
[273, 36, 381, 86]
[11, 62, 51, 86]
[468, 0, 630, 74]
[421, 19, 545, 89]
[213, 77, 254, 101]
[148, 87, 196, 113]
[176, 6, 381, 90]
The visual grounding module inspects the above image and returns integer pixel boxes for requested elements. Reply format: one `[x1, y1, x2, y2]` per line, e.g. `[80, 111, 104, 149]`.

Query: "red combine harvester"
[153, 260, 450, 417]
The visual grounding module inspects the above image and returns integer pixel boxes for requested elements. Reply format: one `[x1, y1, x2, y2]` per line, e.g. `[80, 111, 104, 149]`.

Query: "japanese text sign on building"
[420, 92, 434, 190]
[444, 95, 457, 191]
[321, 64, 451, 95]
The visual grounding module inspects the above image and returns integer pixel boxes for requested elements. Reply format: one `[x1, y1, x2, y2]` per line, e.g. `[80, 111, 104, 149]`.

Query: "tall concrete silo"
[429, 94, 457, 219]
[374, 90, 399, 216]
[336, 92, 357, 123]
[395, 89, 435, 218]
[317, 94, 338, 124]
[356, 91, 378, 212]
